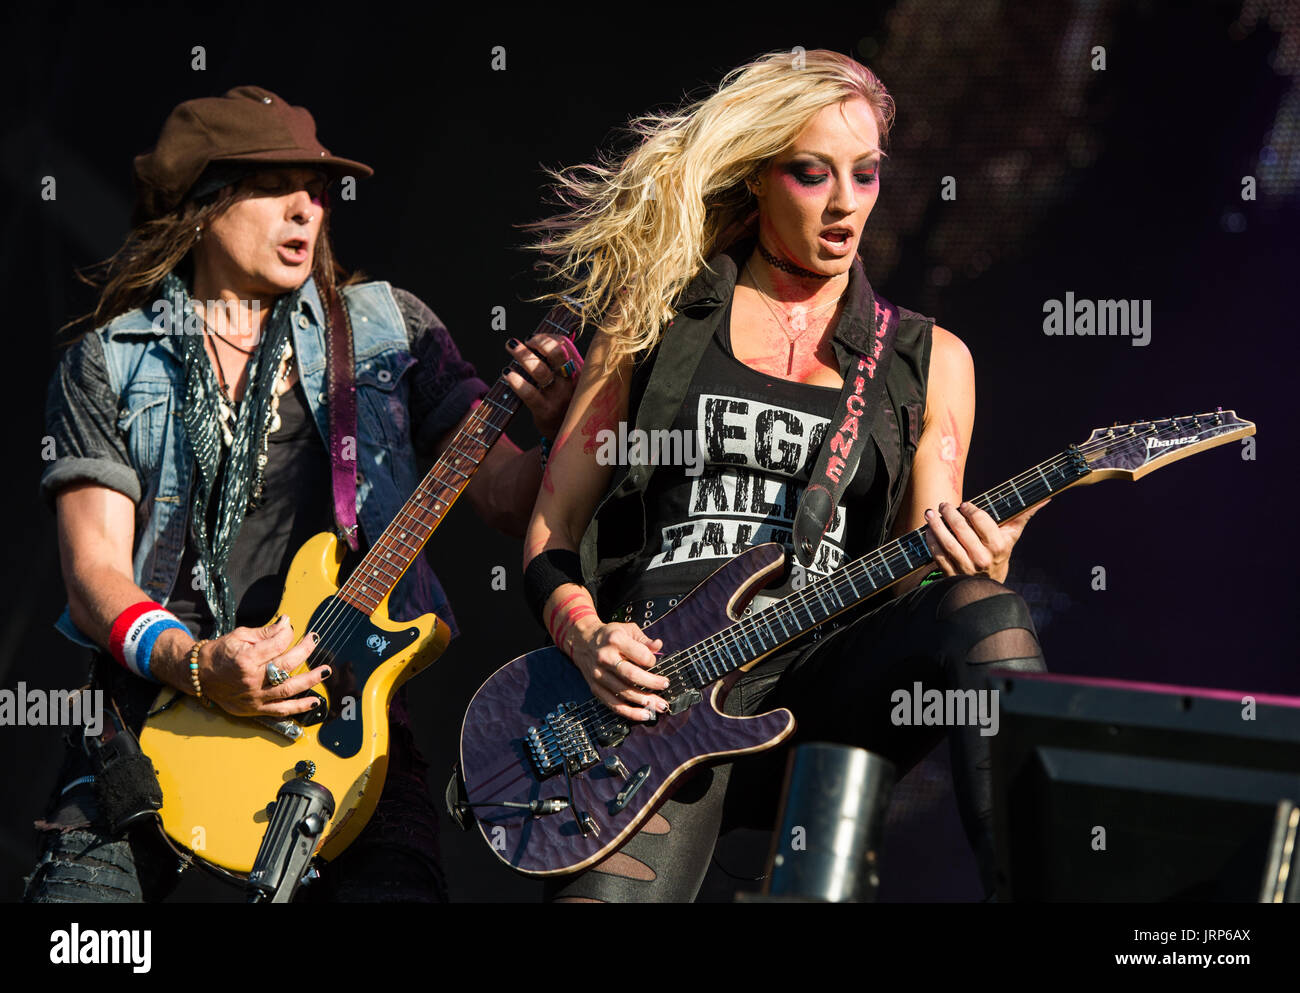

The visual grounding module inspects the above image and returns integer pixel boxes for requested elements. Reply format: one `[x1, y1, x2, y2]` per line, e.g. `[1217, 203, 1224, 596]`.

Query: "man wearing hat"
[24, 86, 580, 902]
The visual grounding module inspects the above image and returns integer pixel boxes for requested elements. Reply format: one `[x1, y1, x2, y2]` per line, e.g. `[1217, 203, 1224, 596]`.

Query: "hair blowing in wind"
[526, 49, 895, 372]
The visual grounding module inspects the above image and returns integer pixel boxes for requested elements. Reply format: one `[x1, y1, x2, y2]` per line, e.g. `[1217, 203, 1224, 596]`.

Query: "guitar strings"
[301, 398, 1221, 742]
[289, 311, 582, 694]
[528, 416, 1228, 744]
[297, 382, 519, 674]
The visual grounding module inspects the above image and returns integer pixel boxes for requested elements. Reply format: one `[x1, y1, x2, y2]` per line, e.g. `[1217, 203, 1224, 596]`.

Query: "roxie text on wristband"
[108, 602, 189, 682]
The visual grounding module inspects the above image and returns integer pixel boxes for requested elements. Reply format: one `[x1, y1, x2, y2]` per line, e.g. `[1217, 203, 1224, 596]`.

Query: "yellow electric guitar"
[138, 303, 581, 876]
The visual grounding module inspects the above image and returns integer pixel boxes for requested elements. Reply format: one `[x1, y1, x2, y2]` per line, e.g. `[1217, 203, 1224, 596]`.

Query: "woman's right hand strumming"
[563, 613, 669, 723]
[524, 327, 670, 723]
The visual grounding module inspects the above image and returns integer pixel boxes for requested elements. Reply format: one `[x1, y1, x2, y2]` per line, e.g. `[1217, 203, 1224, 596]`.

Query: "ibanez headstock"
[1075, 409, 1255, 482]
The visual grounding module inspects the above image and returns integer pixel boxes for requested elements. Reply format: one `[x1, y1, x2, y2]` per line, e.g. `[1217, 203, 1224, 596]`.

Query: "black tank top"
[606, 300, 887, 609]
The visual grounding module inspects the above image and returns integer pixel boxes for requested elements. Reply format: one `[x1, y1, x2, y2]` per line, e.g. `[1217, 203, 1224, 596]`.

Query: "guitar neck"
[665, 445, 1093, 691]
[335, 376, 522, 613]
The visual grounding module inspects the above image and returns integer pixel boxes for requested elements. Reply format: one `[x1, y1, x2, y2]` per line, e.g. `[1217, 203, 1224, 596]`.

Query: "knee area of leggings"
[932, 575, 1015, 616]
[936, 580, 1042, 666]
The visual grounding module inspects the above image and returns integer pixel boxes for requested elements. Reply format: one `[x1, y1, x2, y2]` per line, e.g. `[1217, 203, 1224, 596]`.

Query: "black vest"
[578, 236, 934, 614]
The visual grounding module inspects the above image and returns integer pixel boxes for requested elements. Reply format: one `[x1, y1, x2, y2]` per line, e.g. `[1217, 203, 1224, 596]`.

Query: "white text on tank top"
[646, 392, 848, 584]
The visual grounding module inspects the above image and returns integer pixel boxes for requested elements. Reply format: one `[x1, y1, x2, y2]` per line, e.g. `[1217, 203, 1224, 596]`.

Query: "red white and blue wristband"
[108, 602, 188, 682]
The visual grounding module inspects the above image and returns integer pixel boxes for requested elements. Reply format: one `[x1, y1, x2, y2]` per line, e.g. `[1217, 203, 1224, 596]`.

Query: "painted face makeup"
[756, 97, 883, 277]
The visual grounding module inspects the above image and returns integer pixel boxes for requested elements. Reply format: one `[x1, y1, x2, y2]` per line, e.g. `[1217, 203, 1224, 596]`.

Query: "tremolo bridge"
[526, 703, 600, 778]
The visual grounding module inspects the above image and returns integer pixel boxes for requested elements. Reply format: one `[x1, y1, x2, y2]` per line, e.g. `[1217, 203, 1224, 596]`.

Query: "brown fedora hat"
[132, 85, 373, 222]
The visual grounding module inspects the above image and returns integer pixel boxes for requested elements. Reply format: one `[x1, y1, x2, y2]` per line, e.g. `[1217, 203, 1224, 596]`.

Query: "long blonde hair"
[527, 49, 894, 371]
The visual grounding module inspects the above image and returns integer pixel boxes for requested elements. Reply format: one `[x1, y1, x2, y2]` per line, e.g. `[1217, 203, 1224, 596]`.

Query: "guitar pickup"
[609, 765, 651, 815]
[668, 689, 701, 715]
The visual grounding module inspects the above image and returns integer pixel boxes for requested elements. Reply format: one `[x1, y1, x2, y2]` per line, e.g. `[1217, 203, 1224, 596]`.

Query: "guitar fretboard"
[656, 445, 1092, 696]
[336, 311, 579, 615]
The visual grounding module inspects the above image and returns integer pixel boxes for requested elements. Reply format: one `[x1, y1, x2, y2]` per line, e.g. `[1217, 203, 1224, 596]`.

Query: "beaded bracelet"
[539, 436, 552, 469]
[188, 639, 210, 698]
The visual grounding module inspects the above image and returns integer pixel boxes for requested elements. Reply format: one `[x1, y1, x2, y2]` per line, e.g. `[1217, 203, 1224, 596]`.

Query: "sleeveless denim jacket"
[54, 277, 458, 651]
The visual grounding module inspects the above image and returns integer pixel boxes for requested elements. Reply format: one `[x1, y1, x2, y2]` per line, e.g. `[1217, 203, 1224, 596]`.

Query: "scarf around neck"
[160, 271, 296, 636]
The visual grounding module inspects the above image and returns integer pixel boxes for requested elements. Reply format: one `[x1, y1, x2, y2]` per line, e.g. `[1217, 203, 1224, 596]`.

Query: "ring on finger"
[558, 359, 579, 379]
[265, 662, 289, 686]
[614, 659, 627, 674]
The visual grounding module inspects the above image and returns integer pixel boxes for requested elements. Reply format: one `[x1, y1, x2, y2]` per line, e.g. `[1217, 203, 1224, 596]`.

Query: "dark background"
[1, 0, 1296, 902]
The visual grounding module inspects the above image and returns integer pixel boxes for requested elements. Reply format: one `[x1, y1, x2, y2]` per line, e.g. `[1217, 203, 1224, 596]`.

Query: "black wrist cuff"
[523, 549, 587, 628]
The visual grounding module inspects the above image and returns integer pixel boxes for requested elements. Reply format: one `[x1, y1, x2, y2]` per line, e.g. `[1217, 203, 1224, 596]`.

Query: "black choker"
[758, 242, 833, 280]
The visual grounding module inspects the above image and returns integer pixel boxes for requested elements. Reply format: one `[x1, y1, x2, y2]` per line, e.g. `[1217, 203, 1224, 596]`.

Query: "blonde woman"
[521, 50, 1047, 901]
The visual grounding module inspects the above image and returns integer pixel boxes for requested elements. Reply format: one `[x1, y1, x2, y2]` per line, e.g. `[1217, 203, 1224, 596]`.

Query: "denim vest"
[55, 277, 459, 652]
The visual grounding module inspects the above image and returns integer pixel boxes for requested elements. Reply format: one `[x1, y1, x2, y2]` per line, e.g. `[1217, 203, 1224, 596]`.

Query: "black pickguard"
[297, 596, 419, 759]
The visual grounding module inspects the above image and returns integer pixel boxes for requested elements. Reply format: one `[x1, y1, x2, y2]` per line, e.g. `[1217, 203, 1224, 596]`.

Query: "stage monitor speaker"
[988, 672, 1300, 902]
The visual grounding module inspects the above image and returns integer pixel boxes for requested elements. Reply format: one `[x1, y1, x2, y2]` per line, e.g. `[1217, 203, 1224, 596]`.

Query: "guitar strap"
[325, 285, 360, 552]
[791, 293, 900, 568]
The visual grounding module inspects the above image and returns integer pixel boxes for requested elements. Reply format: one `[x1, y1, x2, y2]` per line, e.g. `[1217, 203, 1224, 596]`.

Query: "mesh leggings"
[545, 574, 1046, 902]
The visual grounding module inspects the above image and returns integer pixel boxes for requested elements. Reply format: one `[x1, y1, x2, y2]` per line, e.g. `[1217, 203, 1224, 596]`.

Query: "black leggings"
[545, 574, 1046, 902]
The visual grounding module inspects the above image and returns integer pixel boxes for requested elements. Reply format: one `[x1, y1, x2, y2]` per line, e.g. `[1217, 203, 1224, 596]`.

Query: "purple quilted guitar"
[459, 410, 1253, 875]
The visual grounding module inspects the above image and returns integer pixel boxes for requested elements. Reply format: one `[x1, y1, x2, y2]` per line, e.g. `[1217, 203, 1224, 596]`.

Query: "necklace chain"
[744, 260, 846, 374]
[186, 301, 294, 449]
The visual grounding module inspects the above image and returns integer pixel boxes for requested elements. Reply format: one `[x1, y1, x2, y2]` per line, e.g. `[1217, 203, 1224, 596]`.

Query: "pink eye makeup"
[781, 157, 881, 189]
[787, 162, 831, 186]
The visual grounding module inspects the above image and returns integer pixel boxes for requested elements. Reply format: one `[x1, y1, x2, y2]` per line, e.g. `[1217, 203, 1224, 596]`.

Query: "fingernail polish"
[507, 338, 520, 348]
[321, 667, 332, 678]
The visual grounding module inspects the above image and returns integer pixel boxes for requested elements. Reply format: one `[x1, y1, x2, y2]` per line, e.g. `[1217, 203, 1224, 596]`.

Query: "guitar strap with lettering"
[791, 293, 900, 568]
[325, 286, 360, 552]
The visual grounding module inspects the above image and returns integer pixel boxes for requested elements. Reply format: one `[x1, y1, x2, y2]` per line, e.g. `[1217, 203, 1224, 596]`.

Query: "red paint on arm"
[938, 407, 964, 496]
[579, 376, 621, 455]
[539, 375, 620, 494]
